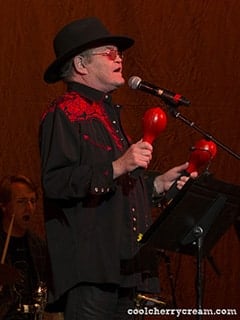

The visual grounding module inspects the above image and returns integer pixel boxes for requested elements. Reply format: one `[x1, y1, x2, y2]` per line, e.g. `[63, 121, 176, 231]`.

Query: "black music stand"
[133, 173, 240, 318]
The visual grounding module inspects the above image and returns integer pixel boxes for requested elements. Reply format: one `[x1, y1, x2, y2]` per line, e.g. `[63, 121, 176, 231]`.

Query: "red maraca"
[142, 107, 167, 144]
[187, 139, 217, 173]
[162, 138, 217, 207]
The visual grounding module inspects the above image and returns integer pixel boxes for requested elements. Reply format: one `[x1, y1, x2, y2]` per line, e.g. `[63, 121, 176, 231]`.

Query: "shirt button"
[131, 207, 136, 212]
[112, 120, 117, 124]
[133, 227, 137, 231]
[94, 187, 99, 193]
[133, 216, 137, 222]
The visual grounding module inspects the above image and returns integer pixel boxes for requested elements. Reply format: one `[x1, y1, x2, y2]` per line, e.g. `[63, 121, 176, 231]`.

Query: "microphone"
[128, 76, 190, 106]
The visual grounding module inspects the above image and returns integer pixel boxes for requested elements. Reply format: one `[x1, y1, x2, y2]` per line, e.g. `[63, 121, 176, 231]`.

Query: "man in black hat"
[40, 17, 197, 319]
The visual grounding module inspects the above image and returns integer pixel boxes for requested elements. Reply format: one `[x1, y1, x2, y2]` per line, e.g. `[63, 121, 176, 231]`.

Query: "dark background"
[0, 1, 239, 319]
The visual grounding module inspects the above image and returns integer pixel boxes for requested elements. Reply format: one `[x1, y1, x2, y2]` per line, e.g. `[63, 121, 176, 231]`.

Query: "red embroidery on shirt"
[83, 134, 112, 151]
[43, 91, 123, 150]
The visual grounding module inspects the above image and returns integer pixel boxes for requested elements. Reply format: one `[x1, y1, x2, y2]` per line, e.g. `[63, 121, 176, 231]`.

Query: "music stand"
[137, 173, 240, 318]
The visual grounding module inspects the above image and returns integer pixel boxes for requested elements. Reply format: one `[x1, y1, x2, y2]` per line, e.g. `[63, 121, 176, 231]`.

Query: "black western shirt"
[40, 81, 159, 303]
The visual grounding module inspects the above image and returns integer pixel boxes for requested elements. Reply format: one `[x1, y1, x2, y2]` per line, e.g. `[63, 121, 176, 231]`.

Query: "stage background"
[0, 0, 239, 319]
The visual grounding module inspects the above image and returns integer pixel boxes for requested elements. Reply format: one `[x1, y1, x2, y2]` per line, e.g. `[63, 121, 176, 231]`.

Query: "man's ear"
[73, 55, 88, 74]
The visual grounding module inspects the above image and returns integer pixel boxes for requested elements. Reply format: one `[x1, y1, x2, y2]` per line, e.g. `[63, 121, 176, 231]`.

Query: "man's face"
[83, 45, 125, 92]
[2, 182, 37, 236]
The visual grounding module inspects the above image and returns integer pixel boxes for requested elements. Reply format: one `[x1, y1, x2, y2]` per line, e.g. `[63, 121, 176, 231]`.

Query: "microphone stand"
[162, 102, 239, 318]
[165, 103, 240, 160]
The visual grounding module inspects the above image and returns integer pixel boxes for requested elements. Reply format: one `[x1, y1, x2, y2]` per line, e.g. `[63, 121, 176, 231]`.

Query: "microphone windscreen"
[128, 76, 142, 89]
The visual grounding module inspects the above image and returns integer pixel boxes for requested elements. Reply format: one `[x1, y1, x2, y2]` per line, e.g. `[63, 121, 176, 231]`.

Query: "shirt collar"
[67, 81, 112, 105]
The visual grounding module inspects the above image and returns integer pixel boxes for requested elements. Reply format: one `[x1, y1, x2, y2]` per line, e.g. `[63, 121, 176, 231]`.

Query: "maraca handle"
[162, 170, 190, 206]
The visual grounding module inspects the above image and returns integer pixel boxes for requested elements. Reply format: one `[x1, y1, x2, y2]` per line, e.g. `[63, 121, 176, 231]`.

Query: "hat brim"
[44, 35, 134, 84]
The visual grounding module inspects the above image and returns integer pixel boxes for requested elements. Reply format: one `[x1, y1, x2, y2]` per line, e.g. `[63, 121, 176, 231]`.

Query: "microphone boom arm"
[168, 104, 240, 160]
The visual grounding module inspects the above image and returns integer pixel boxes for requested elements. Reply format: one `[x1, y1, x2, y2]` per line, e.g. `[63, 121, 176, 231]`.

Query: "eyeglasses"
[14, 198, 37, 206]
[91, 48, 123, 60]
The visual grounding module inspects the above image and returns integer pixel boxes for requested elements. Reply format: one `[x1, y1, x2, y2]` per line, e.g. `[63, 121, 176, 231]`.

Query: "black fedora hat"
[44, 17, 134, 83]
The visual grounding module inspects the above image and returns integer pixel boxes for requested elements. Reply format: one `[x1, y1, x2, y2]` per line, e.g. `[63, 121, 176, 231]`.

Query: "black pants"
[64, 283, 138, 320]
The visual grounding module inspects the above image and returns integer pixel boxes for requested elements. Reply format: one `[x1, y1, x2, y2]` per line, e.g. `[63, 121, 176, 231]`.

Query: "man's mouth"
[113, 67, 121, 73]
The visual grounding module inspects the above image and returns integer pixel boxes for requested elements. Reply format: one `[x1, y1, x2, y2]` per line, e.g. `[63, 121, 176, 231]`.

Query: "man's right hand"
[112, 140, 153, 179]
